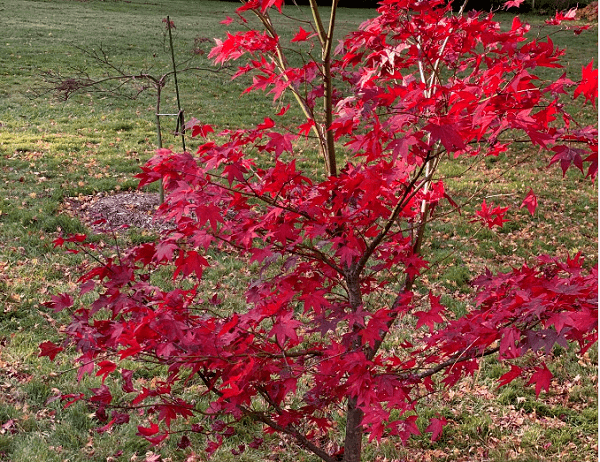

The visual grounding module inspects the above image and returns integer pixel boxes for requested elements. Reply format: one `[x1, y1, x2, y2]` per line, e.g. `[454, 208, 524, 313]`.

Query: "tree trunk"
[343, 397, 364, 462]
[154, 85, 164, 204]
[344, 273, 364, 462]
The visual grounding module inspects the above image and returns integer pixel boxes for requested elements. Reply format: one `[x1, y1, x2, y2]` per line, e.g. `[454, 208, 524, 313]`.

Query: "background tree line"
[219, 0, 593, 13]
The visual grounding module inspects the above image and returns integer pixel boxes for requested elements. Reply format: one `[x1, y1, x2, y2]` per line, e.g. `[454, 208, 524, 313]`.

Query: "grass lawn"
[0, 1, 597, 461]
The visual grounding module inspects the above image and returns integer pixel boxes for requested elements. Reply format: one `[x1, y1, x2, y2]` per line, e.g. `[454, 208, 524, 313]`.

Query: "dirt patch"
[62, 191, 171, 234]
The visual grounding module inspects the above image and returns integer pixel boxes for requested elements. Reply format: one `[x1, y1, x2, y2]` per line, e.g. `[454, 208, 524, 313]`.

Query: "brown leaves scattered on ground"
[577, 2, 598, 21]
[61, 191, 170, 234]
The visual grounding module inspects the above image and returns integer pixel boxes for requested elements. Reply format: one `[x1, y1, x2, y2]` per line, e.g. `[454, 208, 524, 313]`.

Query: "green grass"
[0, 1, 597, 461]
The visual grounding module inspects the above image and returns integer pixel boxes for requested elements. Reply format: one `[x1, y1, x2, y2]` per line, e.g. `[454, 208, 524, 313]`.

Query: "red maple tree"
[42, 1, 597, 461]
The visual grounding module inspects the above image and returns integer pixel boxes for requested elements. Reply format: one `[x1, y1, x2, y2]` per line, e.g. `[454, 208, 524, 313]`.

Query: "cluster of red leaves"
[41, 0, 597, 460]
[472, 200, 510, 228]
[428, 254, 597, 394]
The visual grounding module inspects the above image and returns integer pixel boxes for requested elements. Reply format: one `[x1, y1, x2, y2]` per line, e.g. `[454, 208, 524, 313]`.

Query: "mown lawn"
[0, 1, 597, 461]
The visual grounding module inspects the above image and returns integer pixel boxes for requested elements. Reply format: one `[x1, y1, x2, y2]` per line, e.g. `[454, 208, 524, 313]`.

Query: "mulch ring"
[61, 191, 171, 234]
[577, 1, 598, 21]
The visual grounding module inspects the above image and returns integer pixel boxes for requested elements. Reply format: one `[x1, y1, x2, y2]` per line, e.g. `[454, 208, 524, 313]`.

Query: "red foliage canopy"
[42, 1, 597, 461]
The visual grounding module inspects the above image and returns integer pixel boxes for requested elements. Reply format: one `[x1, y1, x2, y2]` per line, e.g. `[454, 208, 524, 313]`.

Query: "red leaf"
[270, 77, 291, 101]
[261, 0, 284, 13]
[264, 132, 295, 157]
[173, 250, 209, 280]
[276, 104, 290, 116]
[269, 311, 301, 346]
[191, 124, 214, 138]
[96, 360, 117, 383]
[550, 145, 586, 176]
[257, 117, 275, 130]
[138, 422, 160, 437]
[545, 8, 577, 25]
[219, 314, 239, 336]
[38, 341, 63, 361]
[520, 188, 538, 216]
[77, 360, 95, 381]
[574, 25, 591, 36]
[574, 61, 598, 107]
[43, 293, 73, 312]
[504, 0, 525, 8]
[543, 73, 576, 95]
[471, 200, 509, 229]
[499, 327, 521, 359]
[146, 433, 169, 446]
[90, 384, 113, 405]
[96, 417, 117, 434]
[178, 435, 191, 449]
[424, 120, 466, 152]
[291, 27, 312, 43]
[154, 241, 177, 262]
[61, 393, 85, 408]
[122, 369, 136, 393]
[498, 365, 523, 387]
[413, 293, 445, 332]
[298, 119, 315, 137]
[208, 31, 278, 65]
[527, 363, 553, 397]
[425, 416, 447, 442]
